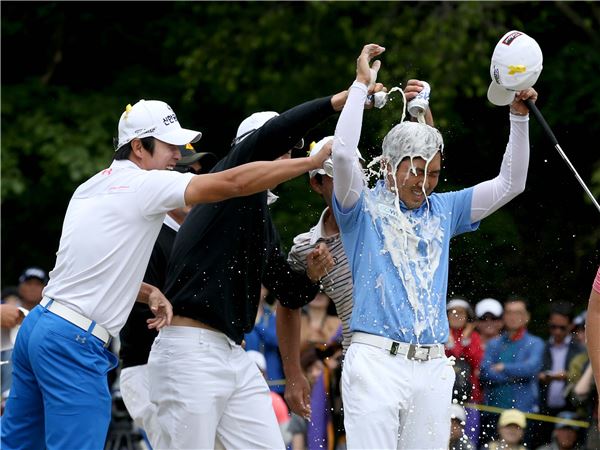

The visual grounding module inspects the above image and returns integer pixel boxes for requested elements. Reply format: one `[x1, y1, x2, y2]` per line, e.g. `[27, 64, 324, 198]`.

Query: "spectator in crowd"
[448, 403, 476, 450]
[572, 312, 586, 346]
[1, 299, 25, 412]
[300, 292, 342, 349]
[446, 298, 484, 402]
[537, 302, 585, 446]
[297, 292, 343, 450]
[1, 272, 45, 411]
[1, 287, 20, 306]
[565, 316, 590, 419]
[16, 267, 48, 310]
[535, 410, 584, 450]
[445, 298, 483, 446]
[475, 297, 505, 350]
[480, 297, 544, 444]
[245, 285, 285, 395]
[485, 408, 527, 450]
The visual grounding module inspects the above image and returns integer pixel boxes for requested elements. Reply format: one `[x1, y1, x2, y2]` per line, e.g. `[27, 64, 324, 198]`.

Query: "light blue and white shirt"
[332, 181, 479, 345]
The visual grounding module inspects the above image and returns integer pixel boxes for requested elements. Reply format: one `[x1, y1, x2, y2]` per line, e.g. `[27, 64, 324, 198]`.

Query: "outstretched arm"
[333, 44, 385, 210]
[184, 150, 330, 205]
[470, 89, 538, 222]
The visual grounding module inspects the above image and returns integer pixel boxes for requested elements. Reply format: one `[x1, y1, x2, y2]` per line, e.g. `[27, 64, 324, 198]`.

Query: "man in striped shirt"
[287, 136, 354, 353]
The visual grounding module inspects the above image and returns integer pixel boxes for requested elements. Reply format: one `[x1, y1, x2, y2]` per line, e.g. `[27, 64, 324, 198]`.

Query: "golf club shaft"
[525, 99, 600, 213]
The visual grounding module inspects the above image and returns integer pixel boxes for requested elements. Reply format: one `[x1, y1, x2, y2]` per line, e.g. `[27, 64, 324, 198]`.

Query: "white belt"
[351, 332, 444, 361]
[40, 297, 111, 346]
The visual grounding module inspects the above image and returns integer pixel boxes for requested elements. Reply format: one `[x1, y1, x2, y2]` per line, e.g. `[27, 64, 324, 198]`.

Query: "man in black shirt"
[148, 90, 354, 449]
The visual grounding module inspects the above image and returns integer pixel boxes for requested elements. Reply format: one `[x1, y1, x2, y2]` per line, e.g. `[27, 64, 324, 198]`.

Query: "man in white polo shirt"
[0, 99, 332, 450]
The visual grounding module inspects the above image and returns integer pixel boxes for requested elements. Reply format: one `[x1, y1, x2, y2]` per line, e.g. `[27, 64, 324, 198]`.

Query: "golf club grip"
[525, 99, 559, 147]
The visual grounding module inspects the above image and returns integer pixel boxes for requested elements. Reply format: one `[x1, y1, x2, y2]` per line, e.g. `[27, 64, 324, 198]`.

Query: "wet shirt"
[332, 181, 478, 345]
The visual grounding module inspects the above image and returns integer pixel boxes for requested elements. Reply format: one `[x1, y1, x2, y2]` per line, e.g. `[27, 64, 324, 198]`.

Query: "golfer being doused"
[331, 44, 538, 449]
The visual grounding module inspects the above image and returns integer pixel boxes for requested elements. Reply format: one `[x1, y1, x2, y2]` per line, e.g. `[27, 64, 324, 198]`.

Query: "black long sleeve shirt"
[164, 96, 336, 344]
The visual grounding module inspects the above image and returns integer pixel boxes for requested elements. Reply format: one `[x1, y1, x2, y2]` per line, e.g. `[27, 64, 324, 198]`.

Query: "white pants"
[148, 326, 285, 450]
[120, 365, 168, 450]
[342, 341, 455, 450]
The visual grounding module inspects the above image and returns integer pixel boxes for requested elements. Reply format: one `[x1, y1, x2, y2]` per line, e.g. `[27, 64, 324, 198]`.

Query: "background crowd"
[2, 267, 598, 449]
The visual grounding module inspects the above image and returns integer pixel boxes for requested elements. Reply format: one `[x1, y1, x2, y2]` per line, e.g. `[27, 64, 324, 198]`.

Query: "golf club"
[525, 98, 600, 214]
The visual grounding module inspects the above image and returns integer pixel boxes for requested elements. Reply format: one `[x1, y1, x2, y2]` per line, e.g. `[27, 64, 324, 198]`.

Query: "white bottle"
[407, 81, 431, 118]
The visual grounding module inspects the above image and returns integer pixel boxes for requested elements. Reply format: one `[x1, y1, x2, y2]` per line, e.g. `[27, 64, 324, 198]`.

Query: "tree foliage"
[2, 2, 599, 334]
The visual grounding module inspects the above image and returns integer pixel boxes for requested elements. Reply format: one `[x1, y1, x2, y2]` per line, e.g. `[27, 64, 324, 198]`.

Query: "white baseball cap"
[309, 136, 335, 178]
[446, 298, 474, 319]
[475, 298, 503, 319]
[235, 111, 279, 142]
[487, 30, 543, 106]
[116, 100, 202, 150]
[309, 136, 364, 178]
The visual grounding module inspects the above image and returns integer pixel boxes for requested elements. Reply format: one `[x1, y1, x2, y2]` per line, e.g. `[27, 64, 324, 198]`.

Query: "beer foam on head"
[382, 121, 443, 170]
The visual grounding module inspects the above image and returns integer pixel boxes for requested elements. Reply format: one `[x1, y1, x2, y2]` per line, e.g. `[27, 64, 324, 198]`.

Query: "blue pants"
[1, 304, 118, 450]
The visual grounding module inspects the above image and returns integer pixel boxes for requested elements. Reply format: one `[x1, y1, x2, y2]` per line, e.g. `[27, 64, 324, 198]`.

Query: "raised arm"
[184, 150, 330, 205]
[333, 44, 385, 210]
[470, 89, 537, 222]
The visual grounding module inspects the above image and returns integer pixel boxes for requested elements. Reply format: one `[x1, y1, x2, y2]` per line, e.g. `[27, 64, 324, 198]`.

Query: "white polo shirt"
[43, 159, 194, 336]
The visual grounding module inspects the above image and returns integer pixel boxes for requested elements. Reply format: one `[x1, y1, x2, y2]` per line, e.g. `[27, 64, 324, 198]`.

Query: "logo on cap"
[502, 31, 522, 46]
[508, 65, 526, 75]
[493, 67, 501, 84]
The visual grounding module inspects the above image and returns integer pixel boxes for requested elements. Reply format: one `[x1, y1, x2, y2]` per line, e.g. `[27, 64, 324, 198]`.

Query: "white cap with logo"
[116, 100, 202, 150]
[309, 136, 363, 179]
[487, 30, 543, 106]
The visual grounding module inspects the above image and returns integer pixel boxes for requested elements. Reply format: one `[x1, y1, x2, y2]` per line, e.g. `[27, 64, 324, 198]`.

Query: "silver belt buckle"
[407, 345, 429, 361]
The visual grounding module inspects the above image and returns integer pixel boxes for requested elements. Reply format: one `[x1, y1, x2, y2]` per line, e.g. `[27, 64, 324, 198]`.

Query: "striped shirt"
[288, 208, 354, 352]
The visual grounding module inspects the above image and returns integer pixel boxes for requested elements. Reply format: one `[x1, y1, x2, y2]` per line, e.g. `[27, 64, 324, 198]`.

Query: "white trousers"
[342, 341, 455, 450]
[120, 365, 168, 450]
[148, 326, 285, 450]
